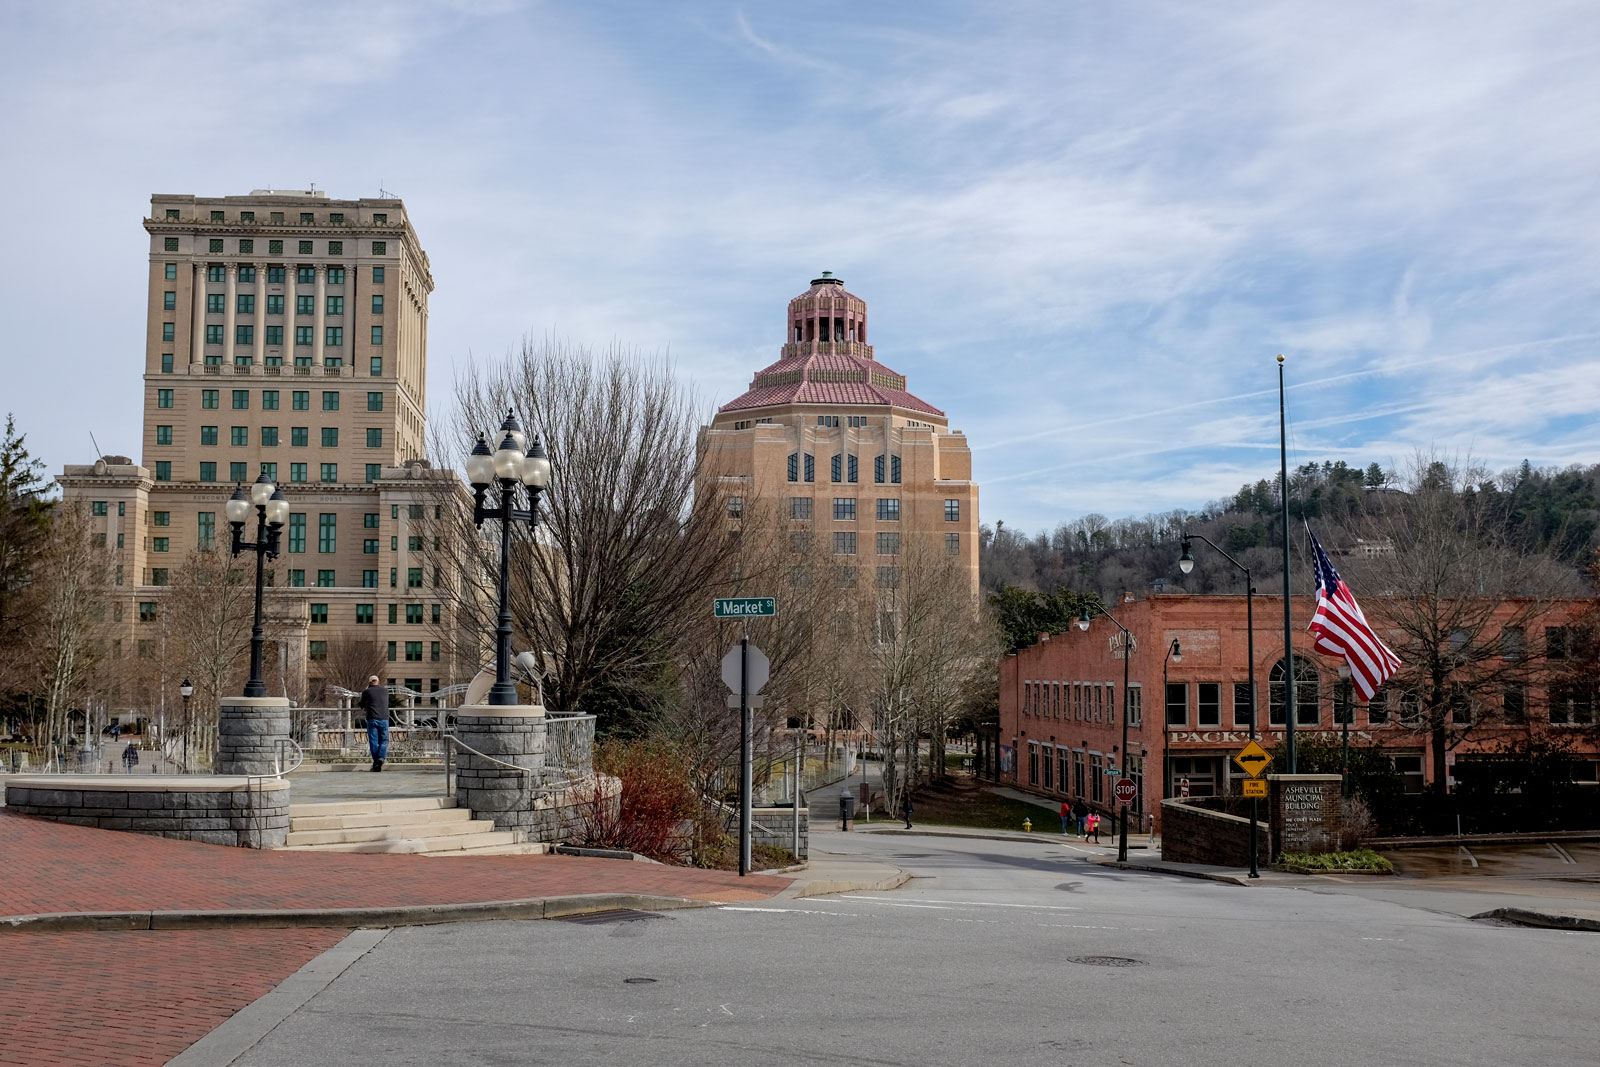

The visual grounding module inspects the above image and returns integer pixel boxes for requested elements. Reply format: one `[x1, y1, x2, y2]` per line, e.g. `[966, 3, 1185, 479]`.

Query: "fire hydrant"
[1023, 817, 1032, 832]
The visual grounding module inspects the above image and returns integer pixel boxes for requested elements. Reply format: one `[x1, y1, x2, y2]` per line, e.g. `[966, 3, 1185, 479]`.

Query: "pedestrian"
[902, 793, 914, 830]
[1059, 799, 1072, 835]
[121, 742, 139, 773]
[1086, 811, 1101, 844]
[110, 722, 121, 742]
[1073, 799, 1088, 837]
[357, 675, 389, 772]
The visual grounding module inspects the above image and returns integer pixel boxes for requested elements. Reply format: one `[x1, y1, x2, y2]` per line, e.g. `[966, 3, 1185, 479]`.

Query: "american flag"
[1308, 528, 1402, 702]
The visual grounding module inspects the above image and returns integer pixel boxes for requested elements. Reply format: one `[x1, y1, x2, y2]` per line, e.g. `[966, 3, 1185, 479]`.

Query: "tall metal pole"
[1340, 676, 1351, 798]
[1246, 571, 1260, 878]
[793, 728, 801, 860]
[1278, 355, 1297, 772]
[739, 634, 752, 876]
[244, 510, 267, 697]
[1119, 629, 1131, 863]
[489, 485, 517, 706]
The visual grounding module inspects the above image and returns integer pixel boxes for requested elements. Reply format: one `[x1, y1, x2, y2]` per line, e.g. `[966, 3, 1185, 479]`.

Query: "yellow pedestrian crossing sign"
[1234, 740, 1272, 779]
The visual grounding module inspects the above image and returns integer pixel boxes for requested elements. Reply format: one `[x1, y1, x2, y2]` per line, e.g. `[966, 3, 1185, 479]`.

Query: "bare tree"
[1347, 454, 1584, 789]
[440, 340, 739, 723]
[31, 502, 113, 755]
[315, 637, 387, 701]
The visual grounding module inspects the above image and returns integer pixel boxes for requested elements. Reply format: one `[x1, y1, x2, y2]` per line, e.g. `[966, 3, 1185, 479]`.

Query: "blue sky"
[2, 1, 1597, 533]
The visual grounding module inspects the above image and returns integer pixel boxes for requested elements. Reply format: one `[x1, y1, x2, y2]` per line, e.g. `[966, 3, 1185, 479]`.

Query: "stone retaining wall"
[4, 776, 290, 848]
[453, 704, 548, 836]
[751, 806, 809, 860]
[1161, 797, 1269, 867]
[217, 696, 292, 777]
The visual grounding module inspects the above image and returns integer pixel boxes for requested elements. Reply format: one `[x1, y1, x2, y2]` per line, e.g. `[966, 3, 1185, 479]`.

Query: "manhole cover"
[558, 909, 665, 925]
[1068, 955, 1145, 968]
[623, 977, 658, 984]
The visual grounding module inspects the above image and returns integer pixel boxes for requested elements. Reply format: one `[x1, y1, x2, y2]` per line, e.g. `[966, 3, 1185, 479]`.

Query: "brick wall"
[1161, 797, 1269, 867]
[1268, 774, 1343, 857]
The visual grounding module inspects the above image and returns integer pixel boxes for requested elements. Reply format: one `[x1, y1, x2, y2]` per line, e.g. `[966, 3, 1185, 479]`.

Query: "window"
[150, 568, 169, 586]
[151, 537, 168, 552]
[833, 498, 856, 520]
[287, 513, 306, 553]
[155, 424, 173, 445]
[1165, 683, 1187, 727]
[835, 566, 857, 587]
[297, 240, 313, 255]
[209, 238, 224, 253]
[876, 532, 900, 555]
[322, 295, 343, 316]
[237, 294, 255, 316]
[1128, 686, 1143, 727]
[153, 511, 170, 527]
[207, 293, 225, 314]
[139, 601, 159, 622]
[317, 569, 335, 587]
[295, 294, 314, 316]
[320, 463, 337, 482]
[816, 415, 839, 428]
[388, 603, 398, 624]
[370, 357, 383, 376]
[320, 427, 339, 447]
[407, 567, 423, 589]
[386, 641, 397, 662]
[229, 461, 247, 482]
[1367, 688, 1389, 724]
[1269, 656, 1320, 726]
[163, 291, 176, 310]
[804, 454, 814, 482]
[157, 388, 174, 409]
[365, 391, 383, 412]
[293, 325, 312, 346]
[325, 326, 343, 347]
[322, 391, 339, 411]
[164, 262, 178, 280]
[1503, 684, 1527, 725]
[891, 456, 901, 484]
[287, 569, 304, 587]
[364, 538, 379, 554]
[831, 455, 842, 483]
[294, 267, 314, 286]
[876, 566, 899, 588]
[227, 425, 244, 447]
[205, 324, 224, 345]
[405, 604, 423, 624]
[284, 462, 306, 485]
[199, 389, 218, 409]
[309, 603, 328, 624]
[373, 241, 387, 255]
[365, 463, 381, 483]
[265, 294, 284, 317]
[876, 499, 900, 521]
[161, 353, 173, 373]
[370, 325, 383, 346]
[91, 500, 108, 516]
[307, 640, 328, 662]
[431, 642, 441, 662]
[363, 570, 378, 588]
[208, 266, 225, 283]
[1550, 684, 1595, 725]
[833, 532, 856, 554]
[364, 428, 383, 449]
[404, 641, 422, 662]
[260, 461, 277, 482]
[210, 210, 225, 222]
[787, 453, 798, 482]
[1546, 626, 1569, 660]
[790, 497, 812, 520]
[408, 535, 423, 551]
[164, 237, 179, 251]
[231, 390, 249, 410]
[847, 455, 858, 483]
[874, 455, 885, 484]
[363, 512, 380, 529]
[318, 513, 336, 552]
[154, 461, 171, 481]
[1233, 682, 1254, 727]
[1197, 682, 1221, 727]
[327, 240, 343, 256]
[373, 265, 385, 281]
[944, 499, 961, 522]
[199, 461, 216, 482]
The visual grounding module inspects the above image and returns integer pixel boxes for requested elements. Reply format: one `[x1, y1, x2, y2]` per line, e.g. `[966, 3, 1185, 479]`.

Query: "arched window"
[1269, 656, 1321, 727]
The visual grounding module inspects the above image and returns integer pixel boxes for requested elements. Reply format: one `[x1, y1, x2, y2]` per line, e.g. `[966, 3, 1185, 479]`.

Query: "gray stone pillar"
[453, 705, 547, 835]
[217, 695, 293, 776]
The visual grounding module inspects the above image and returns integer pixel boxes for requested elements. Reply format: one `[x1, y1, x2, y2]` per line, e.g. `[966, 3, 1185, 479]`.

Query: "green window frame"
[231, 426, 248, 446]
[237, 294, 254, 314]
[370, 326, 382, 346]
[356, 604, 374, 624]
[202, 389, 219, 409]
[321, 427, 338, 447]
[155, 425, 172, 445]
[364, 512, 380, 529]
[309, 603, 328, 624]
[407, 567, 422, 589]
[295, 325, 313, 346]
[205, 324, 224, 344]
[320, 463, 337, 482]
[231, 389, 249, 410]
[154, 461, 171, 481]
[197, 512, 215, 548]
[318, 513, 336, 553]
[229, 461, 247, 482]
[363, 570, 378, 588]
[288, 569, 305, 587]
[373, 266, 384, 282]
[266, 294, 284, 315]
[292, 391, 309, 411]
[296, 294, 314, 316]
[262, 390, 279, 410]
[327, 267, 345, 284]
[366, 428, 382, 447]
[406, 604, 423, 624]
[324, 326, 343, 347]
[317, 569, 335, 587]
[152, 537, 169, 552]
[388, 603, 398, 624]
[290, 462, 307, 483]
[164, 263, 177, 279]
[199, 461, 216, 482]
[153, 511, 170, 527]
[367, 391, 382, 411]
[161, 353, 173, 373]
[370, 357, 382, 376]
[404, 641, 421, 662]
[158, 388, 174, 409]
[163, 291, 176, 310]
[91, 501, 108, 516]
[287, 513, 306, 553]
[322, 391, 339, 411]
[365, 464, 381, 483]
[265, 326, 283, 345]
[261, 426, 278, 446]
[326, 296, 343, 315]
[164, 237, 178, 251]
[364, 539, 379, 554]
[371, 294, 383, 314]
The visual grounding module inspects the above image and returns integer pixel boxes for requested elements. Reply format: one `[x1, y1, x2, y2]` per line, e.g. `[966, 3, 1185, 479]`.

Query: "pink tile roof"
[719, 353, 945, 416]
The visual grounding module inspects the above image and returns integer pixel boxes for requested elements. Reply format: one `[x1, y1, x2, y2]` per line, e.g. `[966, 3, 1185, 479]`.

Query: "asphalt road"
[227, 830, 1600, 1067]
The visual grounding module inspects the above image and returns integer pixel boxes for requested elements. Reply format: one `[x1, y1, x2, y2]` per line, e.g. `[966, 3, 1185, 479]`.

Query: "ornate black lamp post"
[1179, 532, 1261, 878]
[226, 472, 289, 698]
[465, 411, 551, 706]
[1076, 602, 1136, 863]
[179, 678, 194, 772]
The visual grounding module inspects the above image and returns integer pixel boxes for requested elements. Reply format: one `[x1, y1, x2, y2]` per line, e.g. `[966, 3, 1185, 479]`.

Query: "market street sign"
[714, 596, 777, 618]
[1233, 740, 1273, 779]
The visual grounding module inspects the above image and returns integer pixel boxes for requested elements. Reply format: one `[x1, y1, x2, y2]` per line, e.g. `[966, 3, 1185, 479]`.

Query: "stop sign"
[1113, 777, 1137, 805]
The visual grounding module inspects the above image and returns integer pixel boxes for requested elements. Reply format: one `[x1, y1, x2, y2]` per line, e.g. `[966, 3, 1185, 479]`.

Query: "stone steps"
[284, 795, 526, 856]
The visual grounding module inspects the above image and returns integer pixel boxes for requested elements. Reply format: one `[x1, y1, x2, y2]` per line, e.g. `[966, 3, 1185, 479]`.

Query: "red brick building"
[995, 594, 1598, 832]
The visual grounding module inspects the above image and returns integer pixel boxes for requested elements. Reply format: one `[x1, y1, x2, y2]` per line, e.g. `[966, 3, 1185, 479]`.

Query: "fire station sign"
[1233, 740, 1272, 779]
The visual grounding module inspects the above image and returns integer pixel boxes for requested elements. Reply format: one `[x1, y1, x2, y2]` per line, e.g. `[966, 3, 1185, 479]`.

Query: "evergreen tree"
[0, 413, 52, 651]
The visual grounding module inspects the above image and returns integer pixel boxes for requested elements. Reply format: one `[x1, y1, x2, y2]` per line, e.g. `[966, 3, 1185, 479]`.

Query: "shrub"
[1275, 848, 1393, 873]
[569, 738, 699, 863]
[1339, 796, 1378, 850]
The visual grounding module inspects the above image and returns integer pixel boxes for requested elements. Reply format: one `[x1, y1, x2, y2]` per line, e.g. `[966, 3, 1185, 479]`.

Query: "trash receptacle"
[839, 787, 857, 830]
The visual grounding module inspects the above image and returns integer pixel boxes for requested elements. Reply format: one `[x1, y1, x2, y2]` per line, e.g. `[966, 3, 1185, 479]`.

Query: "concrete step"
[287, 796, 456, 819]
[285, 818, 496, 847]
[283, 829, 522, 855]
[429, 841, 552, 857]
[290, 807, 473, 833]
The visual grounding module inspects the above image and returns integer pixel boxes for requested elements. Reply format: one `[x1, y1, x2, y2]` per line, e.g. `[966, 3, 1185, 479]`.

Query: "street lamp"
[1338, 662, 1352, 797]
[1179, 532, 1260, 879]
[1162, 639, 1181, 803]
[466, 411, 551, 706]
[227, 472, 288, 698]
[1076, 602, 1137, 863]
[179, 678, 194, 773]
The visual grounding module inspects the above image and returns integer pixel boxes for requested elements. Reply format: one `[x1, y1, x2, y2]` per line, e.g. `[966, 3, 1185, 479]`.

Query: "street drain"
[623, 977, 658, 984]
[1068, 955, 1145, 968]
[558, 909, 665, 925]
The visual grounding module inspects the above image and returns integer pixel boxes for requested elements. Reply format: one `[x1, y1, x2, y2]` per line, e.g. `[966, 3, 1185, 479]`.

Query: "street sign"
[1241, 778, 1268, 798]
[726, 694, 766, 709]
[1112, 777, 1137, 805]
[1179, 777, 1190, 798]
[714, 596, 777, 618]
[721, 644, 769, 695]
[1233, 740, 1272, 778]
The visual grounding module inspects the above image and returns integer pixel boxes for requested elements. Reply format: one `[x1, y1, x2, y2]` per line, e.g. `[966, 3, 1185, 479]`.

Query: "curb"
[1091, 857, 1255, 886]
[0, 892, 723, 933]
[785, 869, 912, 899]
[1473, 907, 1600, 933]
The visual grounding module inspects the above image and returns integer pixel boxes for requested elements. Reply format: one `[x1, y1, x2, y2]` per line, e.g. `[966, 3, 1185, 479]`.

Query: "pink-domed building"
[700, 273, 979, 597]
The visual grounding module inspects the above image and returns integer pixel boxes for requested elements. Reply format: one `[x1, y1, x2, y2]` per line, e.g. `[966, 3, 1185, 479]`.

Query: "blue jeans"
[367, 719, 389, 760]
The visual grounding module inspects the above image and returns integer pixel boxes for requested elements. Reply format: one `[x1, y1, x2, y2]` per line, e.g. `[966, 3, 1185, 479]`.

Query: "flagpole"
[1278, 355, 1297, 773]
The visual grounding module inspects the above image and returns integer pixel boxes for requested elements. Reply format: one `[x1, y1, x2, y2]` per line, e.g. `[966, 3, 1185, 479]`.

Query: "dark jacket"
[1073, 801, 1088, 819]
[357, 684, 389, 722]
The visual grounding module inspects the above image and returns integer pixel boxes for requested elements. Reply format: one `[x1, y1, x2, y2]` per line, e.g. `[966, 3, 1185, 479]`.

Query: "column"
[314, 264, 326, 366]
[191, 263, 206, 364]
[224, 263, 238, 363]
[253, 263, 265, 365]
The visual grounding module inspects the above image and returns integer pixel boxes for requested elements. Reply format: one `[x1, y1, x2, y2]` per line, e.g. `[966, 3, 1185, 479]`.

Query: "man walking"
[1073, 799, 1088, 837]
[902, 792, 913, 830]
[121, 742, 139, 773]
[357, 675, 389, 772]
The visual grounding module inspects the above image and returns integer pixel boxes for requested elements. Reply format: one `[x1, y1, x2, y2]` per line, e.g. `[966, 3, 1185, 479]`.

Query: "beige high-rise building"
[699, 273, 980, 597]
[60, 189, 471, 709]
